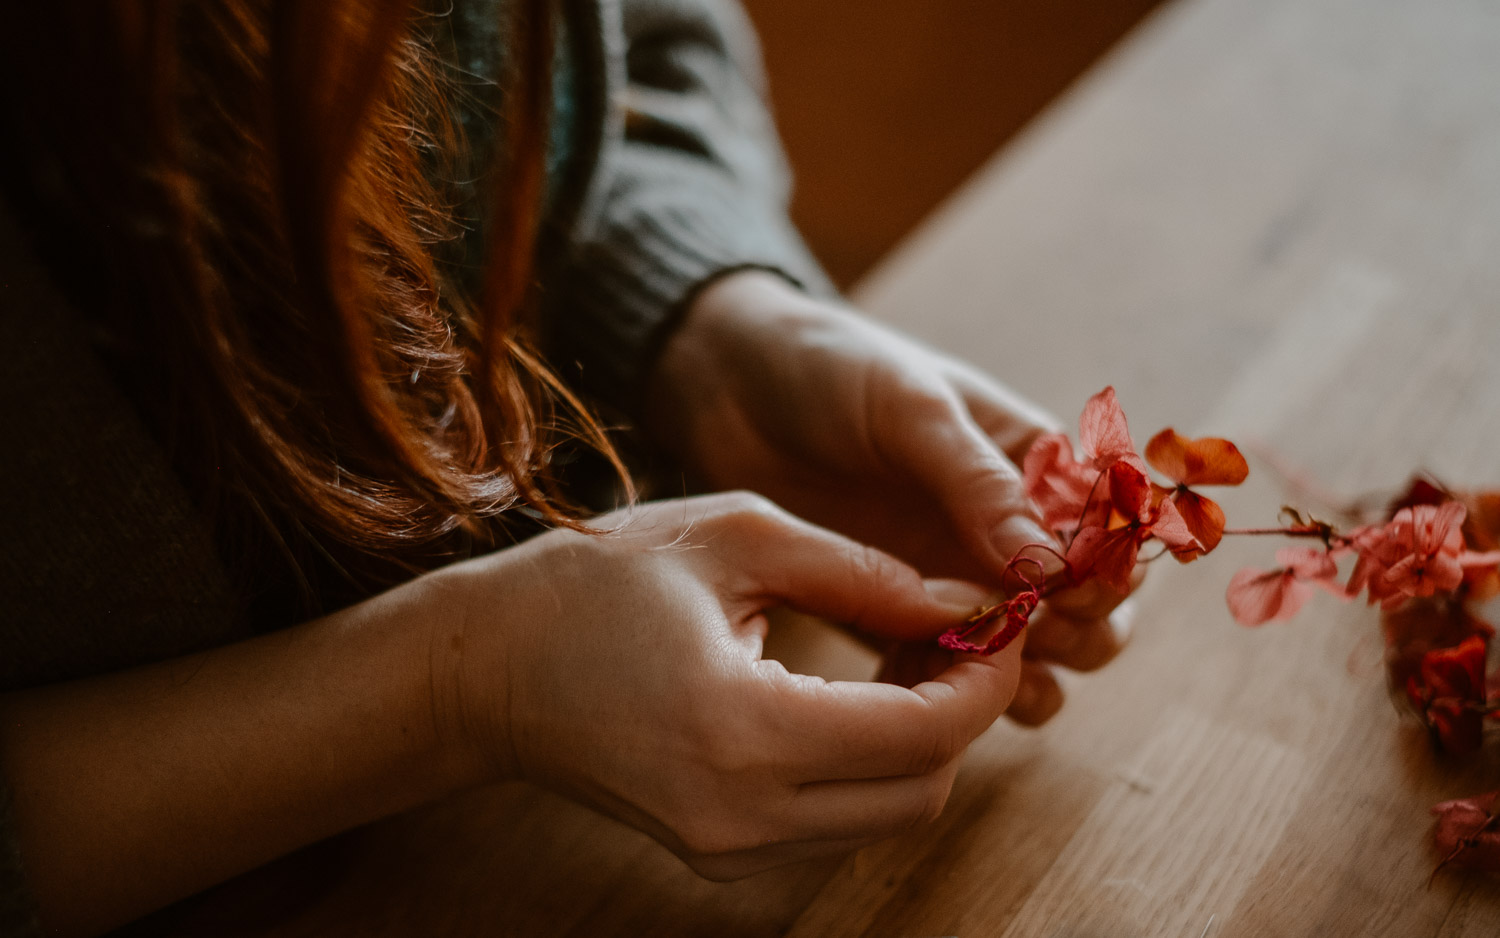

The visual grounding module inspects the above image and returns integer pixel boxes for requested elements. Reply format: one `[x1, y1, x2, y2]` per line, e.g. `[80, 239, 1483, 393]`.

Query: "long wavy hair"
[2, 0, 629, 611]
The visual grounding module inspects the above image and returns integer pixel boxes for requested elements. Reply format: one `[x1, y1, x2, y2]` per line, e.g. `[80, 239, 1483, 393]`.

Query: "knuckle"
[904, 707, 960, 776]
[977, 458, 1027, 506]
[710, 491, 787, 532]
[847, 541, 895, 589]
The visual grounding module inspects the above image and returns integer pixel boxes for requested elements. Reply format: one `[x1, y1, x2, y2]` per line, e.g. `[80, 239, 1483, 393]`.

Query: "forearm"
[0, 565, 492, 936]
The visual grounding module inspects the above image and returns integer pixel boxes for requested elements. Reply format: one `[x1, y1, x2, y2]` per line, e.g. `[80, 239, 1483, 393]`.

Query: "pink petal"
[1146, 497, 1201, 554]
[1022, 432, 1099, 531]
[1225, 567, 1311, 625]
[1462, 550, 1500, 571]
[1418, 502, 1468, 557]
[1276, 546, 1339, 583]
[1427, 553, 1466, 593]
[1078, 386, 1136, 468]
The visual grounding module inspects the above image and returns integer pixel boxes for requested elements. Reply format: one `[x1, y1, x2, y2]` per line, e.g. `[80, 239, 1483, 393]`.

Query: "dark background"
[741, 0, 1168, 287]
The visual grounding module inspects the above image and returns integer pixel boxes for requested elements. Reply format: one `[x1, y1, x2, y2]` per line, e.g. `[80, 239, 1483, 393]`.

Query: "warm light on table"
[136, 0, 1500, 933]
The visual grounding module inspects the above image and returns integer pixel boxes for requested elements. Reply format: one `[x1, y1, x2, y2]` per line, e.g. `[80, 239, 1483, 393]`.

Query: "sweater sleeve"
[542, 0, 836, 414]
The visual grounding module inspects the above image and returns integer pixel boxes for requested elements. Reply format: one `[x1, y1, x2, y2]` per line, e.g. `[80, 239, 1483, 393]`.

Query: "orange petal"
[1170, 489, 1226, 558]
[1144, 428, 1249, 487]
[1079, 386, 1135, 467]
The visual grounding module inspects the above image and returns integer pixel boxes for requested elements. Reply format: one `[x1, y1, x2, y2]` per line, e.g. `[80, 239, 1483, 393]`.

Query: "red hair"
[2, 0, 629, 606]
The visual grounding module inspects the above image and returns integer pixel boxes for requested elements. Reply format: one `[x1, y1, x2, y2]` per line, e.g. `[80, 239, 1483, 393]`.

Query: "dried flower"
[1433, 790, 1500, 874]
[1406, 634, 1490, 757]
[1145, 428, 1249, 558]
[1225, 547, 1341, 626]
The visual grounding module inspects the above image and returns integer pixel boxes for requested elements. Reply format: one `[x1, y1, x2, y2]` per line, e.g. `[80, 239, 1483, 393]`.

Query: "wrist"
[417, 558, 524, 786]
[686, 268, 819, 333]
[647, 270, 816, 447]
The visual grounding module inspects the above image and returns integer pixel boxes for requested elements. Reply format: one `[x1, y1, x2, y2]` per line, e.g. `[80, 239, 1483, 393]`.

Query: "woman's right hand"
[442, 492, 1023, 880]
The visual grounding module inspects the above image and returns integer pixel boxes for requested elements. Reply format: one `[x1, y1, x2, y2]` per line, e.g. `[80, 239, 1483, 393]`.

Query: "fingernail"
[923, 578, 993, 613]
[1109, 600, 1137, 645]
[992, 515, 1055, 560]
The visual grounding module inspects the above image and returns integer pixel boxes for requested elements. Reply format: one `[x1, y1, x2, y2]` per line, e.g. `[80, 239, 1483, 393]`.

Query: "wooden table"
[136, 0, 1500, 933]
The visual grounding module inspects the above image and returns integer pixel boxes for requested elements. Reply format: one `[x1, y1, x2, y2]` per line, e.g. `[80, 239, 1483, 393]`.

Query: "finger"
[708, 497, 974, 641]
[756, 642, 1021, 781]
[847, 579, 993, 663]
[1046, 566, 1145, 619]
[943, 364, 1063, 463]
[781, 764, 959, 842]
[873, 385, 1057, 576]
[1006, 660, 1064, 726]
[875, 578, 1033, 686]
[1022, 601, 1134, 672]
[875, 641, 953, 688]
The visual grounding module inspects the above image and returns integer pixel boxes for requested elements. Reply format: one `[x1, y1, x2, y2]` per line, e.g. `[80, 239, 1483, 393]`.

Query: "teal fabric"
[428, 0, 581, 297]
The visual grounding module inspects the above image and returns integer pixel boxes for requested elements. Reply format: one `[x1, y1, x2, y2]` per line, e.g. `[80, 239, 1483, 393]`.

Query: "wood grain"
[134, 0, 1500, 933]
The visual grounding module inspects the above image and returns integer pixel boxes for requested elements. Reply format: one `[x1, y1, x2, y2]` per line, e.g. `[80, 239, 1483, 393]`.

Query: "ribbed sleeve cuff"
[544, 172, 836, 417]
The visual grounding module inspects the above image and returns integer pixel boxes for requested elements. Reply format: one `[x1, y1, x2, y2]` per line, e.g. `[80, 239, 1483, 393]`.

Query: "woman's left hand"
[646, 270, 1137, 724]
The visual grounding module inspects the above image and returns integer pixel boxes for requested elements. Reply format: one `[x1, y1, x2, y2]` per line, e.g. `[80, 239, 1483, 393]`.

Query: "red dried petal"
[1434, 791, 1500, 872]
[1409, 634, 1489, 757]
[1383, 598, 1495, 698]
[1066, 524, 1143, 593]
[1389, 477, 1450, 516]
[1422, 635, 1487, 701]
[1108, 460, 1152, 521]
[1144, 428, 1250, 487]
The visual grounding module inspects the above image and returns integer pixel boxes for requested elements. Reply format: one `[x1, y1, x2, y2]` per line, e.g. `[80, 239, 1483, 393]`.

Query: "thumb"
[713, 503, 973, 642]
[879, 388, 1058, 579]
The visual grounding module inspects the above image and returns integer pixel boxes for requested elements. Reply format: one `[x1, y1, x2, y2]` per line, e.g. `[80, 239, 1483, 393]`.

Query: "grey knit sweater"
[0, 0, 831, 931]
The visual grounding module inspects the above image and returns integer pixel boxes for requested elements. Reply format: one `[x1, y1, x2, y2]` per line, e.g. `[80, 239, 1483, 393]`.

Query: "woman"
[0, 0, 1135, 933]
